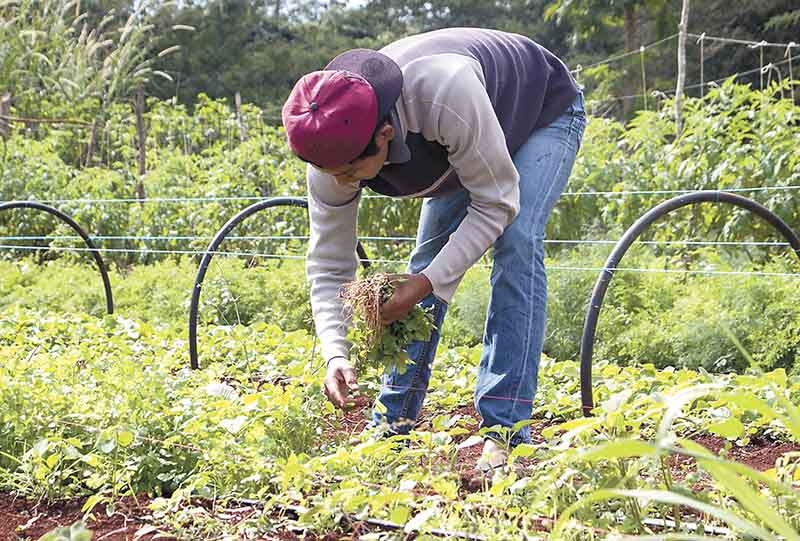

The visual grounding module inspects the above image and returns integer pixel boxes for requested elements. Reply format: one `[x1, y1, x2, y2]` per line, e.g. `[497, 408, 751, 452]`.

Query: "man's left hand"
[380, 273, 433, 325]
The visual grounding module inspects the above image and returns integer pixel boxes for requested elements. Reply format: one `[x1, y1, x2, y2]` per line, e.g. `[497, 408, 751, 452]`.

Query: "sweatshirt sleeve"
[305, 164, 361, 364]
[415, 57, 521, 302]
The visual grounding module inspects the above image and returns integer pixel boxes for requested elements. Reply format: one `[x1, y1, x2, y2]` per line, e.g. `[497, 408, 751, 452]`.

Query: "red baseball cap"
[282, 49, 403, 169]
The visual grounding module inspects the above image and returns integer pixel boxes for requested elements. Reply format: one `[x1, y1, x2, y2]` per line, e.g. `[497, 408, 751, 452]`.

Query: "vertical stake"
[675, 0, 690, 136]
[0, 91, 11, 140]
[134, 86, 147, 204]
[640, 45, 648, 110]
[235, 92, 247, 143]
[786, 43, 796, 103]
[697, 32, 706, 98]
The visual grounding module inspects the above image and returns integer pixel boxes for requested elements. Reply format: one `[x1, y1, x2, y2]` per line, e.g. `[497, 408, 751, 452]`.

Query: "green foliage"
[2, 245, 798, 374]
[0, 257, 312, 328]
[2, 83, 797, 278]
[0, 301, 799, 538]
[0, 0, 186, 121]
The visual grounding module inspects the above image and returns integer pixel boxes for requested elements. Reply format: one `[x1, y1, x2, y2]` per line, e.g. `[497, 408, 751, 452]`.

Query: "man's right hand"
[323, 357, 359, 409]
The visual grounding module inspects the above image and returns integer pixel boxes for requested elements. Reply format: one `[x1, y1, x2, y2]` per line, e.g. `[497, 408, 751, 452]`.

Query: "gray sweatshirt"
[305, 28, 579, 364]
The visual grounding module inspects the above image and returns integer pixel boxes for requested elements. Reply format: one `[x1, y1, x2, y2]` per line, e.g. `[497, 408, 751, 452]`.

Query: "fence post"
[85, 117, 98, 167]
[675, 0, 690, 136]
[134, 86, 147, 203]
[235, 91, 247, 142]
[0, 91, 11, 140]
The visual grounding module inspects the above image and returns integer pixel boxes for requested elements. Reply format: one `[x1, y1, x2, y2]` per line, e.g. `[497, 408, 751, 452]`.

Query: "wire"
[683, 56, 797, 91]
[31, 194, 391, 203]
[561, 185, 800, 196]
[587, 54, 798, 105]
[17, 184, 800, 206]
[572, 33, 679, 72]
[0, 235, 793, 248]
[0, 244, 306, 260]
[686, 33, 800, 49]
[1, 244, 798, 278]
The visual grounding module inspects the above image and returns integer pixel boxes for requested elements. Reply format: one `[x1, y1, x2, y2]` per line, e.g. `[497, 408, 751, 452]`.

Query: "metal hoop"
[579, 191, 800, 416]
[188, 197, 371, 369]
[0, 201, 113, 314]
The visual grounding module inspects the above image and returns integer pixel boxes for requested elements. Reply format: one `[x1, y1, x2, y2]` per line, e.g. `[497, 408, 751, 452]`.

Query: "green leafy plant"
[340, 272, 434, 375]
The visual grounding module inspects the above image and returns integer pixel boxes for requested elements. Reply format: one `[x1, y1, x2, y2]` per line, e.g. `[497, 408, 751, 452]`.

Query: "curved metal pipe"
[0, 201, 114, 314]
[579, 191, 800, 416]
[189, 197, 371, 369]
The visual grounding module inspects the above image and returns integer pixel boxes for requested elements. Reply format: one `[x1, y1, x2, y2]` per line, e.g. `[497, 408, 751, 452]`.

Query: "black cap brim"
[326, 49, 403, 121]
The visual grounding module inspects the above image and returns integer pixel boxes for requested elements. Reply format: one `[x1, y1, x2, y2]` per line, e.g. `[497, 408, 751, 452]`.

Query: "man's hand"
[324, 357, 359, 409]
[381, 273, 433, 325]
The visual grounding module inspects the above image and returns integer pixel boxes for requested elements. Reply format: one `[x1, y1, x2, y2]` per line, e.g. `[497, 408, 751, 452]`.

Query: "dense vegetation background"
[2, 0, 799, 118]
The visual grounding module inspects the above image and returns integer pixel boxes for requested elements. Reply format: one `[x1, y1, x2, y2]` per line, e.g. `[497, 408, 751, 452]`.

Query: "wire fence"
[22, 183, 800, 204]
[1, 244, 798, 279]
[0, 234, 794, 248]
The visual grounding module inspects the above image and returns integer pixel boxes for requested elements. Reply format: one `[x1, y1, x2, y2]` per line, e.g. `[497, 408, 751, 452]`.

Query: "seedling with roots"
[339, 273, 435, 375]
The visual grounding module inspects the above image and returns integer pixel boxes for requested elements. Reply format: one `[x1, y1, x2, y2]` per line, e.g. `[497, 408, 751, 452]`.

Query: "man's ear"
[375, 123, 395, 146]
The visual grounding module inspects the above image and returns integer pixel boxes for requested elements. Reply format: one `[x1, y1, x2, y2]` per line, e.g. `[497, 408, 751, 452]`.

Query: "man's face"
[317, 124, 394, 187]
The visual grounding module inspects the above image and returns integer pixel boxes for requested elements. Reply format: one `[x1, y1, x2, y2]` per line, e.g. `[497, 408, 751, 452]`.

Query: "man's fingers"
[324, 369, 359, 409]
[342, 367, 359, 390]
[324, 377, 345, 409]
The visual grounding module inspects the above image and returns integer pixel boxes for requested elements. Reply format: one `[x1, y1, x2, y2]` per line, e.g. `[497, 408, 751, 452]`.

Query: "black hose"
[0, 201, 113, 314]
[189, 197, 371, 369]
[579, 191, 800, 416]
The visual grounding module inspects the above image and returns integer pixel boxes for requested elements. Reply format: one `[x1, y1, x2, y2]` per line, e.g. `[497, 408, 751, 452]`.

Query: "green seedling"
[339, 272, 434, 375]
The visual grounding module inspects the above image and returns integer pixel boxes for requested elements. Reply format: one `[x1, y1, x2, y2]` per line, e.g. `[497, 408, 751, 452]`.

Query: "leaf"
[700, 460, 800, 541]
[509, 444, 536, 460]
[133, 525, 161, 539]
[457, 435, 483, 449]
[707, 417, 745, 439]
[552, 489, 777, 541]
[542, 417, 596, 439]
[578, 440, 656, 462]
[81, 493, 106, 514]
[658, 385, 718, 440]
[404, 507, 436, 534]
[205, 382, 238, 401]
[98, 439, 116, 454]
[37, 521, 92, 541]
[390, 506, 410, 525]
[116, 431, 134, 447]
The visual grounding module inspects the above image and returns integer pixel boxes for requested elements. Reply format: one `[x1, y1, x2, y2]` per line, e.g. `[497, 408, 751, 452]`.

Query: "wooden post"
[235, 92, 247, 142]
[85, 117, 98, 167]
[0, 92, 11, 139]
[134, 86, 147, 202]
[675, 0, 690, 136]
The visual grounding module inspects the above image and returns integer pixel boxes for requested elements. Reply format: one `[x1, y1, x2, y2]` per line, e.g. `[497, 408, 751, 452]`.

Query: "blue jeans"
[371, 93, 587, 445]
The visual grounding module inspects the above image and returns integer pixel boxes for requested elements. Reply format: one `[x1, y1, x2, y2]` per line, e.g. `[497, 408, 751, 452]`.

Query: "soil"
[692, 435, 800, 471]
[667, 434, 800, 487]
[0, 494, 168, 541]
